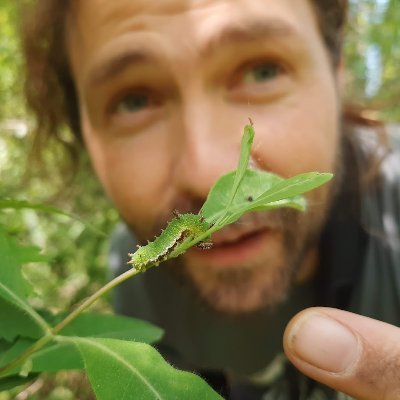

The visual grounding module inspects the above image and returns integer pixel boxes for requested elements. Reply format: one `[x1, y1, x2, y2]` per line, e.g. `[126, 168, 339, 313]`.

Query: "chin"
[179, 237, 301, 316]
[196, 266, 292, 315]
[177, 209, 327, 316]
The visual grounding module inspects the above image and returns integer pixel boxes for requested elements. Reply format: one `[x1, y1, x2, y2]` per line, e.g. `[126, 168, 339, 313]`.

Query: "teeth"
[213, 232, 240, 245]
[212, 226, 260, 245]
[211, 213, 275, 246]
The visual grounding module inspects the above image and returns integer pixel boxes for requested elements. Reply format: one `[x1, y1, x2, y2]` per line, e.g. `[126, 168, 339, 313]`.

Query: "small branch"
[169, 223, 223, 259]
[0, 267, 140, 376]
[52, 268, 140, 335]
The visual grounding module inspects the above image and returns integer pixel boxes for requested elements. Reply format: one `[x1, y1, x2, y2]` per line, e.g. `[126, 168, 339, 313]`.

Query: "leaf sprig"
[0, 123, 333, 399]
[130, 122, 333, 267]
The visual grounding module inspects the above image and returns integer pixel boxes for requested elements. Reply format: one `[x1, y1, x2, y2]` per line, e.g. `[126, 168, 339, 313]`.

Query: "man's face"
[67, 0, 341, 314]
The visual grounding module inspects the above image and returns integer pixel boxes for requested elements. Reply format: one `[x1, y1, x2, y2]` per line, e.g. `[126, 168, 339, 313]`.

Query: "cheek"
[81, 124, 173, 236]
[252, 84, 340, 177]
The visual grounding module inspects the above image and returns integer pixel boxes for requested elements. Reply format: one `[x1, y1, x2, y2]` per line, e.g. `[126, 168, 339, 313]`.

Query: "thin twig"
[0, 268, 140, 376]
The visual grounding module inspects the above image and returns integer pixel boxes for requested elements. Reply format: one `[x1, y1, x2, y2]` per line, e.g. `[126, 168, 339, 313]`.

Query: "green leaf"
[0, 230, 50, 342]
[58, 313, 163, 343]
[172, 126, 333, 259]
[0, 314, 163, 375]
[0, 338, 82, 374]
[31, 342, 83, 373]
[0, 198, 72, 217]
[74, 337, 223, 400]
[0, 339, 15, 370]
[0, 295, 47, 342]
[0, 339, 12, 356]
[230, 123, 255, 200]
[199, 122, 332, 230]
[15, 245, 50, 264]
[31, 342, 82, 372]
[0, 229, 28, 298]
[0, 199, 106, 237]
[215, 123, 255, 224]
[201, 169, 306, 225]
[0, 339, 32, 369]
[250, 172, 333, 207]
[226, 172, 332, 225]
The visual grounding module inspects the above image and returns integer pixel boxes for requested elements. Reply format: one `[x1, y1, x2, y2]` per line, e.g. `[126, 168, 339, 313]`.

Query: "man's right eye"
[104, 88, 164, 132]
[113, 92, 150, 114]
[243, 63, 283, 85]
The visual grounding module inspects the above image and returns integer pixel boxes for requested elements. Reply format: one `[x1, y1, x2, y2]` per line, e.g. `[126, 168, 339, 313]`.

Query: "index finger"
[283, 307, 400, 399]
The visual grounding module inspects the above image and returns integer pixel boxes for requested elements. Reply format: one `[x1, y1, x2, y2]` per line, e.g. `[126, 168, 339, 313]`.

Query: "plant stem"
[0, 267, 140, 376]
[169, 223, 223, 259]
[52, 268, 140, 335]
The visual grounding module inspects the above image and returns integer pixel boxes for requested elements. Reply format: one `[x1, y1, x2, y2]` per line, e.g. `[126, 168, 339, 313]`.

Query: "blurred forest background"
[0, 0, 399, 399]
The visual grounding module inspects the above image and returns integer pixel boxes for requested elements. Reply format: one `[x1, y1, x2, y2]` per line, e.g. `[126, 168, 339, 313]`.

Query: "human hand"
[283, 307, 400, 399]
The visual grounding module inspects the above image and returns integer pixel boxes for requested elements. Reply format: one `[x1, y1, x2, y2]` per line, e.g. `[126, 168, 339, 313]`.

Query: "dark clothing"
[109, 127, 400, 399]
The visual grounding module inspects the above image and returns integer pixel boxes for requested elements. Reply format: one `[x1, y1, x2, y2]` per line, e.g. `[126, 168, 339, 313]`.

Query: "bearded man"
[22, 0, 400, 398]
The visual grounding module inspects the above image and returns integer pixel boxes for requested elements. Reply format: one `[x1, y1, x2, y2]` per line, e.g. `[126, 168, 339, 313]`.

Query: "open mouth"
[187, 227, 273, 268]
[212, 227, 269, 248]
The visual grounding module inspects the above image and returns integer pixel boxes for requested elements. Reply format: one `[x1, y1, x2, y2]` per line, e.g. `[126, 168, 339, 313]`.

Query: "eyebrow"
[199, 19, 299, 58]
[87, 18, 299, 88]
[88, 51, 156, 88]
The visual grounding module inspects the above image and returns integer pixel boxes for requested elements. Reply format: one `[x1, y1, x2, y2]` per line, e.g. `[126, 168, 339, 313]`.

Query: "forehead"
[73, 0, 315, 24]
[67, 0, 321, 86]
[68, 0, 318, 44]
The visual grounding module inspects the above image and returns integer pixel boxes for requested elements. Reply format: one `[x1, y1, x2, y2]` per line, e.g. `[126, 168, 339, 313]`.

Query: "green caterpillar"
[128, 212, 212, 272]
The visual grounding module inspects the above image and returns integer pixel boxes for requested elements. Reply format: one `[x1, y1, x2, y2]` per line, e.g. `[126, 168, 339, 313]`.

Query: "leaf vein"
[76, 338, 164, 400]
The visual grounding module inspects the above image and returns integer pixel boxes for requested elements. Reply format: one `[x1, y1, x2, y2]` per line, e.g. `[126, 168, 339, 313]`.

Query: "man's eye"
[243, 63, 282, 84]
[114, 93, 150, 114]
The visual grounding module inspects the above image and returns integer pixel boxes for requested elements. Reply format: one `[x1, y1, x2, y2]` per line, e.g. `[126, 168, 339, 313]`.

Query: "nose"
[171, 103, 242, 202]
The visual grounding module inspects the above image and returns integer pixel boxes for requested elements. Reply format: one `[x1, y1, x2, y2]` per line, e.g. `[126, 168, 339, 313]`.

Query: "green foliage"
[201, 170, 329, 225]
[201, 169, 305, 220]
[128, 124, 332, 269]
[170, 125, 332, 258]
[73, 338, 222, 400]
[57, 313, 163, 343]
[0, 293, 46, 342]
[1, 338, 84, 374]
[0, 124, 332, 399]
[0, 0, 398, 398]
[0, 228, 51, 342]
[345, 0, 400, 120]
[0, 229, 32, 297]
[0, 125, 118, 397]
[0, 313, 163, 378]
[0, 1, 25, 119]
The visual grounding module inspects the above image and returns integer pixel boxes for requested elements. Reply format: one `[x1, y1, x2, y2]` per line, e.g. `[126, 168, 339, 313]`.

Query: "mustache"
[148, 202, 303, 243]
[145, 160, 341, 243]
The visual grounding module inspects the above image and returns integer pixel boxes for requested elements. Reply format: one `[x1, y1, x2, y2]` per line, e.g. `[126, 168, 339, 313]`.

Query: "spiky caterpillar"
[128, 213, 212, 272]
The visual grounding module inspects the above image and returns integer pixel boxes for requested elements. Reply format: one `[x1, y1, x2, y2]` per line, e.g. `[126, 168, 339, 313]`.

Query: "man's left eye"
[243, 63, 283, 84]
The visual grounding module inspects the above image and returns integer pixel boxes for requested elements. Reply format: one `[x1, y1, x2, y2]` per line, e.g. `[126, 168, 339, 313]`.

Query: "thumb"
[283, 307, 400, 400]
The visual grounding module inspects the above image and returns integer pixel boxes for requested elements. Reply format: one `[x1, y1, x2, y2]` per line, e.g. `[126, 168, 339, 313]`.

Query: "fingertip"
[284, 308, 361, 374]
[283, 307, 400, 400]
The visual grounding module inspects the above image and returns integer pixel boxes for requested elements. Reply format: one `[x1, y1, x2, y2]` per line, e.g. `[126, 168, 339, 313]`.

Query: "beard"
[132, 185, 337, 316]
[174, 203, 328, 315]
